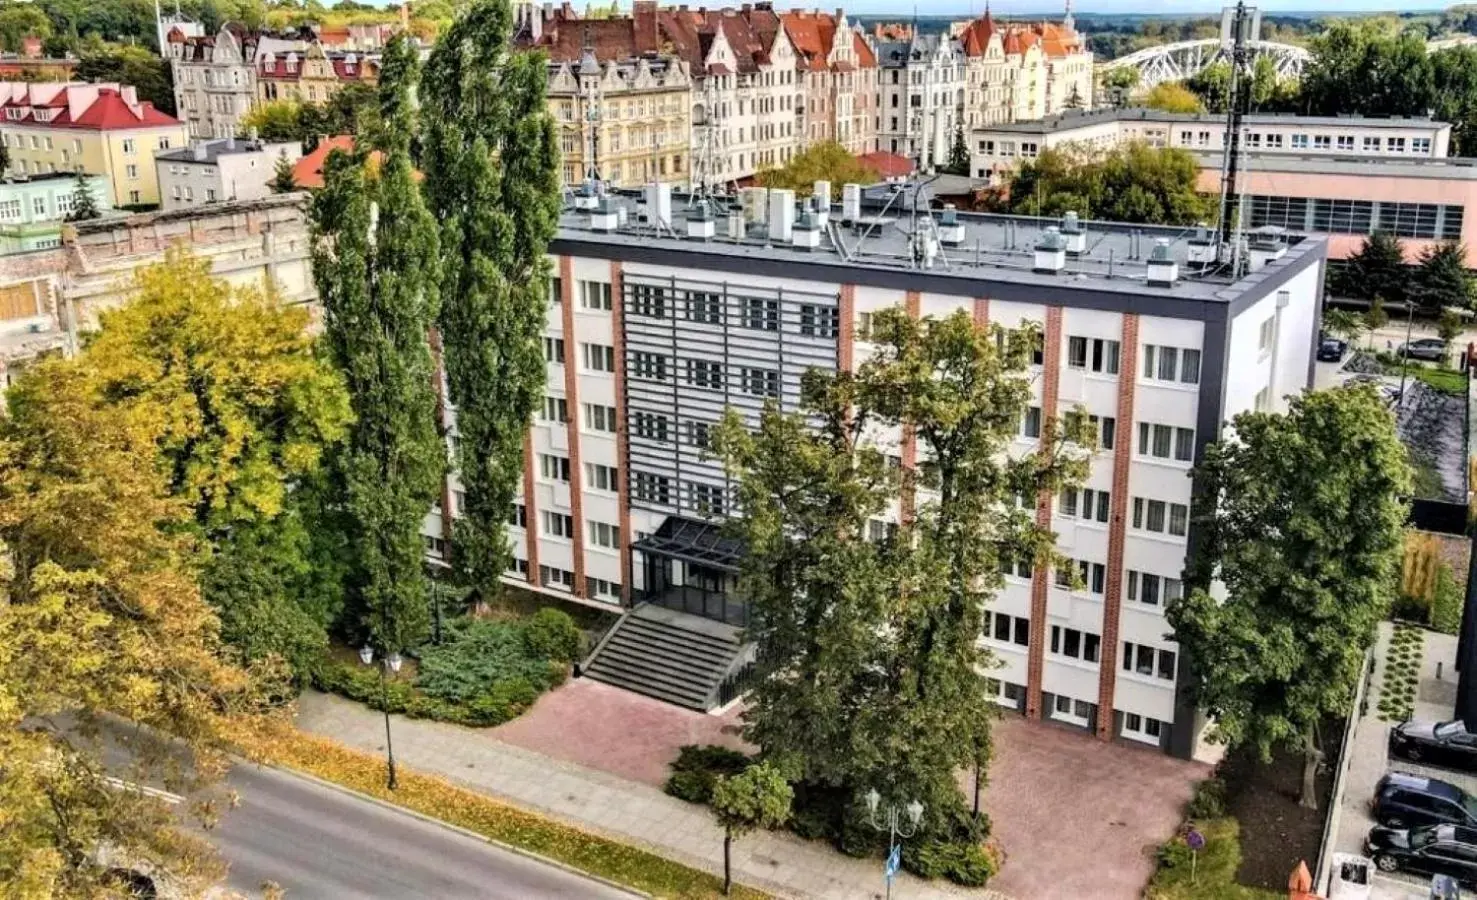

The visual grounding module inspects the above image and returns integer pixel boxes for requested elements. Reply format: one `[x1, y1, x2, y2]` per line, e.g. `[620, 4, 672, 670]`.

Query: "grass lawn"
[1145, 818, 1282, 900]
[1407, 365, 1468, 395]
[242, 728, 770, 900]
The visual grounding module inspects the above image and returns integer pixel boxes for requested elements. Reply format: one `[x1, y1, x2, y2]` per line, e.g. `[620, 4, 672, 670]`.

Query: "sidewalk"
[294, 690, 1009, 900]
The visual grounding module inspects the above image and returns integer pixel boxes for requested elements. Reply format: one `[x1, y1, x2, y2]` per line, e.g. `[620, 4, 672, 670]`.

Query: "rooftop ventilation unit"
[1247, 227, 1287, 272]
[573, 179, 601, 211]
[726, 206, 746, 240]
[644, 182, 673, 230]
[793, 209, 822, 250]
[842, 183, 862, 223]
[1034, 226, 1067, 274]
[687, 202, 715, 240]
[768, 189, 796, 243]
[589, 195, 619, 232]
[810, 191, 830, 229]
[938, 204, 966, 246]
[813, 180, 831, 208]
[1187, 223, 1216, 265]
[1061, 211, 1086, 255]
[740, 187, 769, 224]
[1146, 238, 1179, 286]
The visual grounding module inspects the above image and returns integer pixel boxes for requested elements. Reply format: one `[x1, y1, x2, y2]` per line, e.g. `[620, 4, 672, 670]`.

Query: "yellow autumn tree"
[0, 360, 283, 897]
[756, 141, 881, 200]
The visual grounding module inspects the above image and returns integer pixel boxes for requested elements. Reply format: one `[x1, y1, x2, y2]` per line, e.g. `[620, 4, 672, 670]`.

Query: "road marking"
[104, 776, 183, 806]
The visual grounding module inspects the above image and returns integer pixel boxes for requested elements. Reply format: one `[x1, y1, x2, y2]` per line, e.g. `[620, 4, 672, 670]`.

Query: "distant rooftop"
[554, 183, 1324, 302]
[1195, 150, 1477, 180]
[156, 138, 281, 165]
[979, 106, 1452, 135]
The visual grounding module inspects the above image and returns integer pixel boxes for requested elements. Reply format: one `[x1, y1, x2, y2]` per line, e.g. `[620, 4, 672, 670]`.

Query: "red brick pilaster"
[973, 297, 989, 330]
[523, 431, 539, 586]
[900, 291, 921, 524]
[1025, 306, 1063, 720]
[559, 257, 586, 598]
[838, 284, 856, 373]
[1096, 313, 1140, 740]
[610, 261, 633, 606]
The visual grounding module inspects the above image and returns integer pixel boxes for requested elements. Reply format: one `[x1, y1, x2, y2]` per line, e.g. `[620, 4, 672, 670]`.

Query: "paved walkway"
[295, 690, 1007, 900]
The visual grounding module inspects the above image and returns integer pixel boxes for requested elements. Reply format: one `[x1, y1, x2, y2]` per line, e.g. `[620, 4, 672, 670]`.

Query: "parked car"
[1366, 823, 1477, 885]
[1318, 336, 1349, 362]
[1399, 338, 1449, 362]
[1391, 720, 1477, 771]
[1374, 772, 1477, 829]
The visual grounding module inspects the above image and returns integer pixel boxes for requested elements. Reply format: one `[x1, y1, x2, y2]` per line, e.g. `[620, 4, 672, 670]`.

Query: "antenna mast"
[579, 27, 603, 183]
[1215, 1, 1258, 272]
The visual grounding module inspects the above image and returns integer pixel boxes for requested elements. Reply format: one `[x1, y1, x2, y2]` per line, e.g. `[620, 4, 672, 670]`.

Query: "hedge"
[240, 729, 771, 900]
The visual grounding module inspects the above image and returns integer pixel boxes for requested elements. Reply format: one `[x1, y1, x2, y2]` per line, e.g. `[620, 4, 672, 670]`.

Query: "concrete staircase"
[582, 604, 744, 710]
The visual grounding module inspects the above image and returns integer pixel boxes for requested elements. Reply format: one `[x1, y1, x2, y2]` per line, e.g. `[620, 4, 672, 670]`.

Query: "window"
[633, 471, 671, 505]
[1127, 571, 1183, 608]
[1254, 386, 1271, 412]
[1363, 135, 1381, 152]
[1020, 406, 1042, 439]
[582, 343, 616, 373]
[122, 138, 137, 154]
[1052, 694, 1093, 725]
[1122, 713, 1164, 744]
[985, 612, 1030, 647]
[866, 518, 899, 543]
[686, 290, 723, 324]
[1336, 135, 1354, 151]
[589, 520, 621, 549]
[125, 164, 138, 180]
[1132, 498, 1189, 537]
[691, 482, 726, 515]
[1389, 137, 1406, 153]
[1142, 345, 1200, 385]
[1123, 642, 1177, 682]
[799, 303, 839, 338]
[630, 284, 667, 318]
[1050, 626, 1101, 663]
[539, 453, 571, 482]
[31, 196, 46, 217]
[632, 412, 671, 442]
[1291, 134, 1308, 150]
[586, 462, 619, 493]
[1058, 488, 1110, 524]
[742, 296, 778, 331]
[999, 549, 1033, 579]
[539, 565, 575, 591]
[423, 535, 447, 557]
[587, 577, 622, 601]
[1311, 198, 1375, 234]
[543, 336, 565, 364]
[0, 199, 21, 222]
[632, 352, 668, 381]
[1266, 133, 1283, 149]
[1064, 411, 1115, 451]
[1137, 423, 1195, 462]
[541, 396, 569, 423]
[206, 188, 216, 202]
[857, 311, 874, 340]
[583, 404, 617, 434]
[579, 281, 612, 310]
[1414, 137, 1432, 154]
[1258, 316, 1275, 354]
[1314, 134, 1331, 150]
[686, 359, 724, 389]
[508, 503, 527, 528]
[686, 420, 712, 448]
[1056, 559, 1106, 595]
[1067, 336, 1120, 374]
[549, 276, 562, 305]
[541, 511, 575, 539]
[741, 367, 780, 398]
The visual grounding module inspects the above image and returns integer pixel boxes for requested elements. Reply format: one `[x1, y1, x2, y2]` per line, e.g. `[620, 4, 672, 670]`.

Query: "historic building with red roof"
[779, 9, 877, 158]
[0, 81, 188, 208]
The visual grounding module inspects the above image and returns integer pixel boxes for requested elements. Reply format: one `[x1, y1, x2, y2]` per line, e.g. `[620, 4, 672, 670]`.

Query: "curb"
[248, 758, 652, 899]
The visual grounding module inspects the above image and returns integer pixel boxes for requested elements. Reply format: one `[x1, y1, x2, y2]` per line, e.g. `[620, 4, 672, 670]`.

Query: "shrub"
[665, 770, 713, 804]
[663, 745, 753, 805]
[1432, 565, 1463, 636]
[1187, 776, 1227, 820]
[903, 839, 996, 886]
[1157, 837, 1193, 870]
[786, 782, 843, 841]
[416, 618, 562, 703]
[522, 607, 583, 662]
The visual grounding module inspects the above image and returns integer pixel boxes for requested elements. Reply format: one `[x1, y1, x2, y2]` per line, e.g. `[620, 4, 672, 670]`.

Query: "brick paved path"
[294, 690, 1009, 900]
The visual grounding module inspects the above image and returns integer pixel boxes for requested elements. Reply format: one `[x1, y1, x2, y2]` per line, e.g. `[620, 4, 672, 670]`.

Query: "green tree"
[310, 32, 444, 654]
[1144, 82, 1205, 114]
[1438, 306, 1466, 365]
[270, 153, 298, 193]
[710, 763, 793, 896]
[1007, 141, 1212, 225]
[0, 5, 51, 52]
[756, 141, 880, 199]
[75, 44, 175, 114]
[945, 121, 970, 176]
[714, 308, 1087, 854]
[1416, 241, 1475, 313]
[1321, 308, 1364, 346]
[421, 0, 560, 599]
[66, 169, 100, 221]
[1185, 62, 1231, 112]
[1301, 21, 1435, 119]
[1169, 385, 1412, 809]
[242, 99, 307, 142]
[1343, 231, 1408, 307]
[1366, 294, 1390, 345]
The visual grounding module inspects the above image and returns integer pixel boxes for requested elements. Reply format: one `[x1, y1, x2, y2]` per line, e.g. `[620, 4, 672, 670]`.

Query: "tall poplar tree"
[421, 0, 561, 597]
[309, 33, 444, 653]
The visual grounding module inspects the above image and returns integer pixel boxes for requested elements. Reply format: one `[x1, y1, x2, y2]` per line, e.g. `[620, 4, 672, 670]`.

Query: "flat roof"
[553, 184, 1325, 305]
[979, 107, 1452, 135]
[1195, 150, 1477, 181]
[156, 138, 277, 164]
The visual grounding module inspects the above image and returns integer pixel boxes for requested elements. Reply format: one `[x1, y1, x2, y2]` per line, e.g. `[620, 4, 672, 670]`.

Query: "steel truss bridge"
[1099, 39, 1311, 91]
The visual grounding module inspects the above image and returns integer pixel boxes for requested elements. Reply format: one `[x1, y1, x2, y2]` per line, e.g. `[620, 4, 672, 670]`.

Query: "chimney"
[226, 135, 236, 150]
[1146, 239, 1179, 286]
[634, 1, 658, 53]
[1033, 227, 1066, 274]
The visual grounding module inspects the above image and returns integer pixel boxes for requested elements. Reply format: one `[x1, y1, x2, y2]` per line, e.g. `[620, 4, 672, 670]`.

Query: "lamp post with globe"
[864, 788, 923, 900]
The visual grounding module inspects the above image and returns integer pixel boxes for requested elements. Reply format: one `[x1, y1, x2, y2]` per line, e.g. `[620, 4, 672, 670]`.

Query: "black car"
[1391, 720, 1477, 771]
[1367, 823, 1477, 885]
[1374, 772, 1477, 829]
[1317, 337, 1348, 362]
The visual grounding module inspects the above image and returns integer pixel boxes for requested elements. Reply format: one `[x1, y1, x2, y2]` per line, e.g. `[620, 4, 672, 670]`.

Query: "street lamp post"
[864, 789, 924, 900]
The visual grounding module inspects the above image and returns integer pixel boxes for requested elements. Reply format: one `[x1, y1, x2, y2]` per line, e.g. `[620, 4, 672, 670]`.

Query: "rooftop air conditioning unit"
[644, 181, 673, 229]
[842, 182, 862, 223]
[938, 204, 966, 246]
[793, 209, 822, 250]
[727, 207, 746, 240]
[589, 195, 619, 232]
[1061, 210, 1086, 255]
[687, 202, 715, 239]
[1034, 226, 1067, 274]
[574, 179, 600, 211]
[1187, 223, 1216, 265]
[1247, 227, 1287, 272]
[768, 189, 796, 243]
[740, 187, 769, 224]
[1146, 238, 1179, 286]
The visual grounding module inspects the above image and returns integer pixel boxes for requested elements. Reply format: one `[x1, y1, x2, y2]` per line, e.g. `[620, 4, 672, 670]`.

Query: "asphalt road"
[210, 763, 640, 900]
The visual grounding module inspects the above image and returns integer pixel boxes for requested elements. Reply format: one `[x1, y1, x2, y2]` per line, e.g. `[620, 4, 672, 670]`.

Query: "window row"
[1055, 559, 1106, 596]
[1058, 487, 1110, 524]
[1050, 625, 1101, 663]
[985, 612, 1030, 646]
[630, 471, 730, 515]
[622, 285, 840, 336]
[1142, 344, 1200, 385]
[1137, 422, 1194, 462]
[1122, 641, 1177, 682]
[1131, 497, 1189, 537]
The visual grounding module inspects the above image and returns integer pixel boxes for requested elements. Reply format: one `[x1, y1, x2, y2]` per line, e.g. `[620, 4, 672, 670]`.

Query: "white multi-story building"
[873, 31, 967, 166]
[971, 107, 1454, 183]
[421, 183, 1326, 758]
[166, 25, 258, 140]
[155, 137, 301, 211]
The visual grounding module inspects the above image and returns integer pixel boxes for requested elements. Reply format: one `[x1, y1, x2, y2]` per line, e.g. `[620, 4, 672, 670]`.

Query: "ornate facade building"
[167, 25, 258, 140]
[779, 9, 877, 157]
